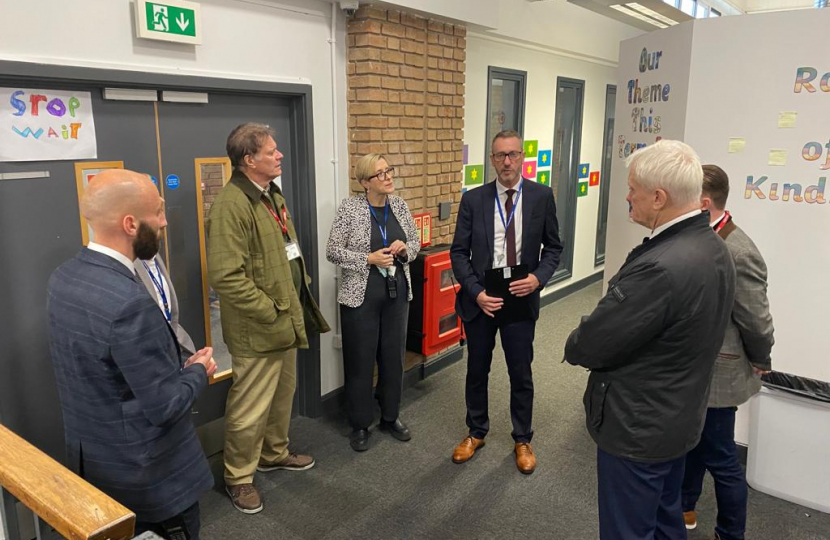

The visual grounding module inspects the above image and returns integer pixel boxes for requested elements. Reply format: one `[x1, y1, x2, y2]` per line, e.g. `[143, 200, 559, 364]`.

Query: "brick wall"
[347, 5, 466, 245]
[200, 162, 226, 221]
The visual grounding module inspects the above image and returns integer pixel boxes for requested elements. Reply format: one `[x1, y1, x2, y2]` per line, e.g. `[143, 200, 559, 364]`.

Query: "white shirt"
[87, 242, 136, 274]
[249, 177, 275, 196]
[649, 209, 702, 239]
[493, 179, 523, 268]
[140, 257, 172, 319]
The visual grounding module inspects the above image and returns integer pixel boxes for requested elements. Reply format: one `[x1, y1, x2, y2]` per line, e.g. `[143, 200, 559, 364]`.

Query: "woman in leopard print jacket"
[326, 154, 420, 452]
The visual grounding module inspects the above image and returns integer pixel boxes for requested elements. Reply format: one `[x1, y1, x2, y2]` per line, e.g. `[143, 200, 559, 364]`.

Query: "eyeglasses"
[369, 167, 395, 181]
[491, 151, 523, 162]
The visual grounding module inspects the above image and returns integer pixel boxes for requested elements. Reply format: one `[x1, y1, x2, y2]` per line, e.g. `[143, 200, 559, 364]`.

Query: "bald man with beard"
[47, 170, 216, 540]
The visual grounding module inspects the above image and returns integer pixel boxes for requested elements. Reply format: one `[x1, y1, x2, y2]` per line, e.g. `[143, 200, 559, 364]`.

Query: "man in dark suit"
[450, 130, 562, 474]
[564, 141, 736, 540]
[47, 170, 217, 539]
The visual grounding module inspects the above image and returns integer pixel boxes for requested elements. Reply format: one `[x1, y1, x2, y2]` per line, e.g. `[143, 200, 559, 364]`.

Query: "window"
[550, 77, 585, 283]
[485, 67, 527, 184]
[681, 0, 696, 16]
[595, 85, 616, 267]
[696, 1, 709, 17]
[710, 7, 721, 16]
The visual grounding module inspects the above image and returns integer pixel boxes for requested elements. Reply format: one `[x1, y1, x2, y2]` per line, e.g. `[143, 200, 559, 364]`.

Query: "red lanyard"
[262, 198, 289, 235]
[713, 210, 731, 233]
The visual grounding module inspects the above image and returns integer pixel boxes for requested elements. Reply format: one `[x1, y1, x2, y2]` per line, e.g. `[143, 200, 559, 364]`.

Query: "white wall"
[376, 0, 500, 28]
[464, 1, 642, 295]
[0, 0, 351, 395]
[603, 22, 695, 290]
[685, 8, 830, 384]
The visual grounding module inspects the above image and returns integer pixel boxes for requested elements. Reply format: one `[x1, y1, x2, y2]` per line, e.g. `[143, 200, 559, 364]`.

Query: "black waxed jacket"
[565, 212, 736, 462]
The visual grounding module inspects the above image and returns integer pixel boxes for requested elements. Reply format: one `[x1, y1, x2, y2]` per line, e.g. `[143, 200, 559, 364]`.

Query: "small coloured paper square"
[578, 163, 590, 179]
[777, 111, 797, 129]
[589, 171, 600, 187]
[536, 170, 550, 186]
[464, 164, 484, 186]
[537, 150, 552, 167]
[768, 150, 787, 166]
[577, 181, 589, 197]
[522, 160, 537, 180]
[523, 140, 538, 158]
[728, 138, 746, 154]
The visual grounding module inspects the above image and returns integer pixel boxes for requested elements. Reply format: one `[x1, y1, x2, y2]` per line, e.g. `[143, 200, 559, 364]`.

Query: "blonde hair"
[354, 154, 387, 187]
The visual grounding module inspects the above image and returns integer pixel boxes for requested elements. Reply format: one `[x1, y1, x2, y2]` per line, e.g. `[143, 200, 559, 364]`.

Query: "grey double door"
[0, 77, 301, 459]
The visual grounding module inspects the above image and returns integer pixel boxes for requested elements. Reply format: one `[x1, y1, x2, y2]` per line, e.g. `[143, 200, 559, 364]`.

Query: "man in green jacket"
[207, 122, 330, 515]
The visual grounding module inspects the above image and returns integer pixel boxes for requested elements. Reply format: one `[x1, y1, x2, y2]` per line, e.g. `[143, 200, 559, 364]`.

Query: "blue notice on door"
[150, 175, 158, 185]
[166, 174, 180, 189]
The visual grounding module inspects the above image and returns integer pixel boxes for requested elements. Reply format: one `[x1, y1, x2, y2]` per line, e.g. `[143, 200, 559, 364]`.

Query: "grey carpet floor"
[199, 283, 830, 539]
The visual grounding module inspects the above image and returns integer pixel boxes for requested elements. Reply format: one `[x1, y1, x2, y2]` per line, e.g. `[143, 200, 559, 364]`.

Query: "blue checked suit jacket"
[46, 248, 213, 523]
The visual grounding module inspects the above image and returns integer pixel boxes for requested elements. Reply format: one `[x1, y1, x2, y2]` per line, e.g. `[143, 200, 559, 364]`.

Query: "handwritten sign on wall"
[1, 88, 97, 162]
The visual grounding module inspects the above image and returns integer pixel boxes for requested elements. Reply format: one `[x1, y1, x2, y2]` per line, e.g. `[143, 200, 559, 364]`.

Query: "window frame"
[549, 76, 586, 285]
[484, 66, 527, 184]
[595, 84, 616, 267]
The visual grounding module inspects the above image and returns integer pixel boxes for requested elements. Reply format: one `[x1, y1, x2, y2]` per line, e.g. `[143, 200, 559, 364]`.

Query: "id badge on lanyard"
[368, 199, 396, 278]
[285, 242, 301, 260]
[263, 199, 301, 261]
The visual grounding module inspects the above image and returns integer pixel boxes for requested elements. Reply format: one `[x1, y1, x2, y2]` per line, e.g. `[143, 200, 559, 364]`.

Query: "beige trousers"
[223, 348, 296, 485]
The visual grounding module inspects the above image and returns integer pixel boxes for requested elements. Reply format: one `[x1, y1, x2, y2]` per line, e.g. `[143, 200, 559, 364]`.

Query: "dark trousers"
[682, 407, 747, 540]
[135, 502, 201, 540]
[463, 312, 535, 443]
[340, 270, 408, 430]
[597, 448, 687, 540]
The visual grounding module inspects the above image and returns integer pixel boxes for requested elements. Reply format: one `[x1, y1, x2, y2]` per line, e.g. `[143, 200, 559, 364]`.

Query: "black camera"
[387, 273, 397, 299]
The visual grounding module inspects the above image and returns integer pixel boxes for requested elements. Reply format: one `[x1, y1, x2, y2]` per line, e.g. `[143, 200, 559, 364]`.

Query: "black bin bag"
[761, 371, 830, 404]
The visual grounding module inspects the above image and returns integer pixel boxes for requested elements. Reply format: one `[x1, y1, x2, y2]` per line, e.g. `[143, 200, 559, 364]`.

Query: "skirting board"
[541, 270, 603, 309]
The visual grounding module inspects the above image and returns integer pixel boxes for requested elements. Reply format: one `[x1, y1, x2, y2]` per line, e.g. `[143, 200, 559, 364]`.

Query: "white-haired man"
[564, 140, 736, 540]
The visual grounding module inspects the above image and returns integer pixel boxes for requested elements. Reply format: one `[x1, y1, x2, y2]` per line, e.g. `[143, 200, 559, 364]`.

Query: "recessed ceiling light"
[626, 2, 679, 24]
[610, 4, 669, 27]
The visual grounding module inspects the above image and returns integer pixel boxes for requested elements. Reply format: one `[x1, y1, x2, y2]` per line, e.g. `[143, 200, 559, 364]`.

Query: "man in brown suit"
[682, 164, 775, 540]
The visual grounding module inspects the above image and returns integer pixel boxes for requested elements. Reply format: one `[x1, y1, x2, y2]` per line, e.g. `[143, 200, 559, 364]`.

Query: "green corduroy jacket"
[206, 170, 330, 357]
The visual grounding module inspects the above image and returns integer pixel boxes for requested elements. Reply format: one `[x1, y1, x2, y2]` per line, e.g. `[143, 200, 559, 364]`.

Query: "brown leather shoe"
[515, 442, 536, 474]
[683, 510, 697, 530]
[226, 483, 263, 514]
[257, 452, 315, 472]
[452, 435, 485, 463]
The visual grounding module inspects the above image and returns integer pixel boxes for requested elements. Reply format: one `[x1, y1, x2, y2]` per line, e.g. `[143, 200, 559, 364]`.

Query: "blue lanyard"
[367, 198, 390, 247]
[142, 260, 171, 322]
[495, 180, 524, 234]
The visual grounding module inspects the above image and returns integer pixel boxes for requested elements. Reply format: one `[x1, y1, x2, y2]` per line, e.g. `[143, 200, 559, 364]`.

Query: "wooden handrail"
[0, 424, 135, 540]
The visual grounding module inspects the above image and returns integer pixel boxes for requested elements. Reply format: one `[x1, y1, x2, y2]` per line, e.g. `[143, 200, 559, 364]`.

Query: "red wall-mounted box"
[406, 245, 463, 356]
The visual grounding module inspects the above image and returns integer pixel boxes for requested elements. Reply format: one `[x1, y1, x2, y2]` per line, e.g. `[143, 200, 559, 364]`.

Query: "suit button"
[600, 382, 606, 388]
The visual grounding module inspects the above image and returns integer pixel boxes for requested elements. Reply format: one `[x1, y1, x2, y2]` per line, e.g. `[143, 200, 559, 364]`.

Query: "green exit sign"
[135, 0, 202, 45]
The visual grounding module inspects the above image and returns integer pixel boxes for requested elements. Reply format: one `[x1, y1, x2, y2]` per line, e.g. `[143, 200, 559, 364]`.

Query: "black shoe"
[349, 429, 369, 452]
[378, 418, 411, 442]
